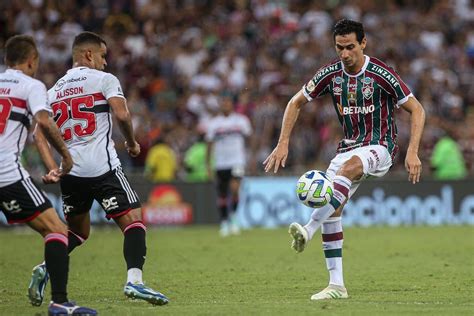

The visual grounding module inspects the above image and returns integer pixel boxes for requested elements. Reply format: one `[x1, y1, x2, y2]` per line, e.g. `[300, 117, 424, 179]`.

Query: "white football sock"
[127, 268, 143, 285]
[322, 217, 344, 287]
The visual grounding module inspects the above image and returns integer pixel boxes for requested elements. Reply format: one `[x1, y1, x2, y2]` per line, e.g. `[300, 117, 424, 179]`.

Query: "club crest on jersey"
[362, 85, 374, 99]
[362, 78, 374, 99]
[306, 80, 316, 93]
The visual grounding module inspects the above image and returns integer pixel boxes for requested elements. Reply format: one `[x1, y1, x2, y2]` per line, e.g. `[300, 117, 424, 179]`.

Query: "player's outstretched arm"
[263, 90, 308, 173]
[401, 97, 426, 184]
[109, 96, 140, 157]
[34, 110, 73, 178]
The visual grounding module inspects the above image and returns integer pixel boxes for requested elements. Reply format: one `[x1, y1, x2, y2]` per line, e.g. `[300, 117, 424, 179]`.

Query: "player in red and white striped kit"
[0, 35, 96, 315]
[30, 32, 168, 306]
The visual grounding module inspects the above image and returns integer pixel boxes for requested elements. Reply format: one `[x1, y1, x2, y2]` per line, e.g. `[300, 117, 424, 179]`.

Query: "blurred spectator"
[183, 129, 211, 182]
[144, 135, 177, 183]
[431, 127, 467, 180]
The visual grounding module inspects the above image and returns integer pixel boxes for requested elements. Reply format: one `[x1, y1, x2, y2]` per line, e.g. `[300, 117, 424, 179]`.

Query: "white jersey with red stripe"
[206, 112, 252, 170]
[0, 69, 50, 187]
[48, 67, 125, 177]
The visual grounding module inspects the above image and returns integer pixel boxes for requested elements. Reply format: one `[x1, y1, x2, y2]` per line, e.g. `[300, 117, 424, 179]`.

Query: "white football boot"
[288, 222, 309, 253]
[311, 284, 348, 300]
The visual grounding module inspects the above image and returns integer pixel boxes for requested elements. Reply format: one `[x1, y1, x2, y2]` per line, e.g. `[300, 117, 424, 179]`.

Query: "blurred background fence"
[1, 176, 472, 227]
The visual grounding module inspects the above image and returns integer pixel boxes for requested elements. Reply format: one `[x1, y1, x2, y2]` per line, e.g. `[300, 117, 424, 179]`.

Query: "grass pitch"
[0, 225, 472, 315]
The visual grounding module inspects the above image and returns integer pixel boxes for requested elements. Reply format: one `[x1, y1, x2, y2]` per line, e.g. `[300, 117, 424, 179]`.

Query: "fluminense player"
[263, 19, 425, 300]
[0, 35, 96, 315]
[29, 31, 169, 306]
[206, 95, 252, 237]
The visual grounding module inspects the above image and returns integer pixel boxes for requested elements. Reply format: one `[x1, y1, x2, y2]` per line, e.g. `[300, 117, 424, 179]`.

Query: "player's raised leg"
[114, 208, 169, 305]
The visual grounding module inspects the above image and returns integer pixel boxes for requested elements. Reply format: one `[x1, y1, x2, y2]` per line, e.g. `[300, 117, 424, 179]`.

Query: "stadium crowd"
[1, 0, 472, 179]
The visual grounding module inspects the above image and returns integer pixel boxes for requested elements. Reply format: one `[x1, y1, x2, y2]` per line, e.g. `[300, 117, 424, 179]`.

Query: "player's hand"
[125, 141, 140, 157]
[263, 143, 289, 173]
[405, 150, 422, 184]
[42, 169, 62, 184]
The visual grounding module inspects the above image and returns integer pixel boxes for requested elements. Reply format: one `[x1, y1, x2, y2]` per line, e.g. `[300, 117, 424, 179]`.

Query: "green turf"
[0, 225, 472, 315]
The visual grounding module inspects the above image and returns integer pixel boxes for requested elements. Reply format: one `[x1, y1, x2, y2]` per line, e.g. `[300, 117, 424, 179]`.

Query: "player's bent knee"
[338, 156, 364, 180]
[114, 208, 143, 231]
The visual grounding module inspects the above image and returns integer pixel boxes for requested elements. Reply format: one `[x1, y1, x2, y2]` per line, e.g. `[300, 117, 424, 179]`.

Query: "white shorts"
[325, 145, 393, 198]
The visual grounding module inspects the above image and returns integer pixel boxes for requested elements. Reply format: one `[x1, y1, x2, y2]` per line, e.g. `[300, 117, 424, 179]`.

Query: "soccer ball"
[296, 170, 333, 208]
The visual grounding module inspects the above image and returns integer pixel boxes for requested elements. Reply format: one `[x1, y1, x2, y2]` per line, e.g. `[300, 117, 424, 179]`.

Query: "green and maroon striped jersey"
[303, 56, 413, 160]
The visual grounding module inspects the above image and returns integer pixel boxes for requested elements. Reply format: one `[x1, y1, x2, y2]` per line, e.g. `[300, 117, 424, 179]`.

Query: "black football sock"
[44, 233, 69, 304]
[123, 221, 147, 270]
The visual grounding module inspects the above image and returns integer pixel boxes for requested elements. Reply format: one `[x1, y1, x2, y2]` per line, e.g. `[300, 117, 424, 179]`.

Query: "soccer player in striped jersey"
[263, 19, 425, 300]
[29, 32, 168, 306]
[0, 35, 96, 315]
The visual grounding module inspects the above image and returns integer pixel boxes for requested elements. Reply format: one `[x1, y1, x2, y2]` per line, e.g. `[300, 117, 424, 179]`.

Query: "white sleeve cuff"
[396, 93, 413, 108]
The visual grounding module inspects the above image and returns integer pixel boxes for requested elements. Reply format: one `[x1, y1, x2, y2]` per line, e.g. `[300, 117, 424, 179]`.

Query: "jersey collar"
[67, 66, 89, 73]
[341, 55, 370, 77]
[6, 68, 24, 74]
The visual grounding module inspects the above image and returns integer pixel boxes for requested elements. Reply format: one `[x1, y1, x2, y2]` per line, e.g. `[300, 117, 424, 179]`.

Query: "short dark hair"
[72, 31, 106, 50]
[333, 19, 365, 43]
[4, 35, 38, 66]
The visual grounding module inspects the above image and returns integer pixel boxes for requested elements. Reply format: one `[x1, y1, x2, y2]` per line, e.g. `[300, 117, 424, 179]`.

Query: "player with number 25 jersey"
[30, 31, 169, 307]
[48, 67, 123, 177]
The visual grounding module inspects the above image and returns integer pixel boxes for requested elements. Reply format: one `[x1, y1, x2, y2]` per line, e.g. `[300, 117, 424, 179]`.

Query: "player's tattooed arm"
[33, 110, 73, 176]
[109, 96, 140, 157]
